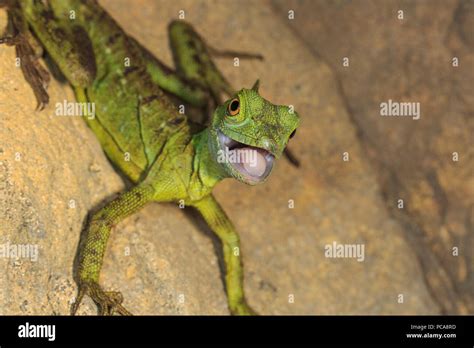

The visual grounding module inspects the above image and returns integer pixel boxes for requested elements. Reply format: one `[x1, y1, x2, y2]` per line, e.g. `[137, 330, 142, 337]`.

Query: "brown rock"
[272, 0, 474, 313]
[0, 0, 439, 314]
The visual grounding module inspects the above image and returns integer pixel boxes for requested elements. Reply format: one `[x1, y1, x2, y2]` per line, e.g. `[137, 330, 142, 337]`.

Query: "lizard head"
[209, 80, 300, 185]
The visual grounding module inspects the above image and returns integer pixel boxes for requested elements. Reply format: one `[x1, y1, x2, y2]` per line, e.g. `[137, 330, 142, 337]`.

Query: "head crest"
[251, 79, 260, 92]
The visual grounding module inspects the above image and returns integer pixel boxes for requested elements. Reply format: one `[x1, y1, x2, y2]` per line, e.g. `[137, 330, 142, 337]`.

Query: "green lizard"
[1, 0, 300, 315]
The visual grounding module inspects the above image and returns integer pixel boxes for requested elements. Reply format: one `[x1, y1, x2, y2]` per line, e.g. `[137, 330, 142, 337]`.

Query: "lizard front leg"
[1, 0, 50, 109]
[72, 184, 155, 315]
[20, 0, 96, 89]
[193, 195, 256, 315]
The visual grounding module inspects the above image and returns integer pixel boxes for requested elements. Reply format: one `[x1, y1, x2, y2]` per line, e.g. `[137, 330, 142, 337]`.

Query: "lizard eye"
[227, 98, 240, 116]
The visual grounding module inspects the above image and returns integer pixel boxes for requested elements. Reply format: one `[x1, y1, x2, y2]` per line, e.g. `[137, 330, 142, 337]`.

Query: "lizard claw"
[71, 281, 132, 316]
[0, 35, 19, 45]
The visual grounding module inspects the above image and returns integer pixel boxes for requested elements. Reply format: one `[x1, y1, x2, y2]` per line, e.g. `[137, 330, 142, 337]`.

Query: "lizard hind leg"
[168, 20, 245, 104]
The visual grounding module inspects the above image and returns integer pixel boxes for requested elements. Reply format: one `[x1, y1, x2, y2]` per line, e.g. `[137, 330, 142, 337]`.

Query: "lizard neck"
[193, 128, 229, 189]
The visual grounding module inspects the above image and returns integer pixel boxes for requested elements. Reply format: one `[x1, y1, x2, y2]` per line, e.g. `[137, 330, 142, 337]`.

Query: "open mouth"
[217, 130, 275, 183]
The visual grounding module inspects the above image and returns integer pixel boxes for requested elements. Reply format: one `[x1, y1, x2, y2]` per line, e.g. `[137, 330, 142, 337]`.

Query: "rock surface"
[0, 0, 443, 314]
[272, 0, 473, 314]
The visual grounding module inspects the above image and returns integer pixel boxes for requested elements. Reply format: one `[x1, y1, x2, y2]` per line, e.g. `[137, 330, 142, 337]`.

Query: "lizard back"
[63, 0, 191, 181]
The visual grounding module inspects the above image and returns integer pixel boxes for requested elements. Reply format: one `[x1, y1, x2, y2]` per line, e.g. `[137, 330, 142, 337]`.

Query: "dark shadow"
[43, 52, 68, 84]
[181, 207, 227, 293]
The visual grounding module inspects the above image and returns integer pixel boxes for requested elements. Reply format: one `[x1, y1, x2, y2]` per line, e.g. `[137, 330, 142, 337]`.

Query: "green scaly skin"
[2, 0, 300, 315]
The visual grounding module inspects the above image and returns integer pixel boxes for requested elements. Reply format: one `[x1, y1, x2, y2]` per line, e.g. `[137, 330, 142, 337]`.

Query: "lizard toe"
[71, 281, 132, 316]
